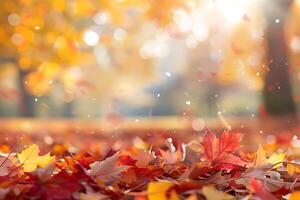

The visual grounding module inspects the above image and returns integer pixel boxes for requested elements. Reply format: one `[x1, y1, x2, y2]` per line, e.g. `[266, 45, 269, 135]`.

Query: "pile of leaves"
[0, 129, 300, 199]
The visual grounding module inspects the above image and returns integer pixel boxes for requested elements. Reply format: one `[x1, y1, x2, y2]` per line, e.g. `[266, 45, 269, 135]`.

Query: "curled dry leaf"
[87, 151, 129, 179]
[236, 167, 298, 195]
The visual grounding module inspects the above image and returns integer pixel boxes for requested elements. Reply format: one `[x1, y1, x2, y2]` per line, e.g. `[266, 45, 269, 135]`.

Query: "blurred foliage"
[0, 0, 191, 97]
[0, 0, 299, 117]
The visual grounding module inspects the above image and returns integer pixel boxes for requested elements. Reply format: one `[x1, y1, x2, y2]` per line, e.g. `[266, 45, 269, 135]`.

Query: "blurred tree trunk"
[0, 57, 34, 117]
[63, 102, 74, 118]
[18, 69, 35, 117]
[262, 0, 297, 117]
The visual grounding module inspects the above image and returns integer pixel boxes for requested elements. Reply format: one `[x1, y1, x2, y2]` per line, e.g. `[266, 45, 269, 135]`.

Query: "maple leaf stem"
[0, 152, 11, 168]
[125, 191, 148, 196]
[7, 163, 24, 177]
[283, 161, 300, 167]
[268, 161, 300, 169]
[0, 142, 18, 168]
[124, 182, 148, 194]
[290, 175, 300, 192]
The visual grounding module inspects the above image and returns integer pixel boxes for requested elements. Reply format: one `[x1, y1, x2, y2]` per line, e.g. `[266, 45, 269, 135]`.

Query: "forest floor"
[0, 117, 299, 199]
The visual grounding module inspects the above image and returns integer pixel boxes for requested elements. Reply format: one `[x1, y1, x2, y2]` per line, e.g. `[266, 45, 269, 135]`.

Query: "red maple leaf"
[202, 130, 243, 164]
[25, 170, 82, 200]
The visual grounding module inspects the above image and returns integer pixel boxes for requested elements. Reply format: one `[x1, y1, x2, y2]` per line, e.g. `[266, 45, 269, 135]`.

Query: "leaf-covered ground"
[0, 129, 300, 199]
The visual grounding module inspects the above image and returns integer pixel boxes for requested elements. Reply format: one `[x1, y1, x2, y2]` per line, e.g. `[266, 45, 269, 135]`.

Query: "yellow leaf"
[287, 163, 300, 176]
[289, 191, 300, 200]
[254, 145, 285, 168]
[186, 194, 198, 200]
[17, 144, 55, 172]
[170, 190, 180, 200]
[254, 145, 267, 166]
[147, 181, 179, 200]
[202, 186, 235, 200]
[267, 153, 285, 168]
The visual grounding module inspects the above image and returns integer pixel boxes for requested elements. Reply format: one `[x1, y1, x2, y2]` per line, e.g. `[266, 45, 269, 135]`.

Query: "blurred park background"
[0, 0, 300, 127]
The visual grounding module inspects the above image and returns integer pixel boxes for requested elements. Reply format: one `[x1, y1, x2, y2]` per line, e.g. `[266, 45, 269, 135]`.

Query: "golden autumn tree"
[0, 0, 191, 117]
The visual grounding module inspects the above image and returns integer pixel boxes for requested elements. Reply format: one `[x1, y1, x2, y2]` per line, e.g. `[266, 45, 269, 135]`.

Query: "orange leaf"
[287, 163, 300, 175]
[202, 130, 243, 164]
[147, 181, 180, 200]
[289, 191, 300, 200]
